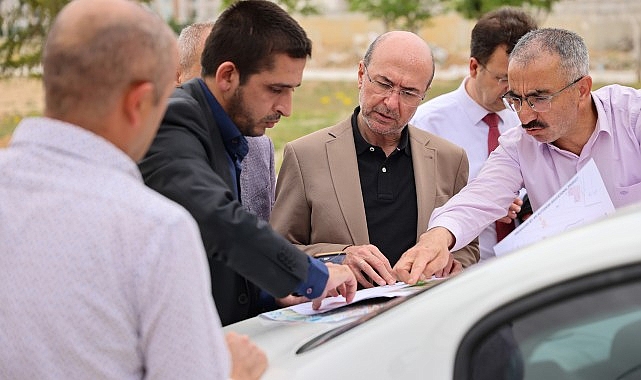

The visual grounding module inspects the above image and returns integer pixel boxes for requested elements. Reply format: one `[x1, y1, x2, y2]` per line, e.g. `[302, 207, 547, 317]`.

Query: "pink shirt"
[411, 77, 522, 261]
[430, 84, 641, 252]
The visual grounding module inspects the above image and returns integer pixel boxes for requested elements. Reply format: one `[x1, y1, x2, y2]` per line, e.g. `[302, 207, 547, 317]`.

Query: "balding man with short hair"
[271, 31, 479, 288]
[176, 21, 214, 86]
[0, 0, 265, 378]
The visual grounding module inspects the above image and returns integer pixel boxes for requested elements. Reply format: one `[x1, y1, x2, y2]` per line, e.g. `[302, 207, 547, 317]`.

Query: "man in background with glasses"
[271, 31, 479, 288]
[395, 28, 641, 284]
[411, 8, 537, 263]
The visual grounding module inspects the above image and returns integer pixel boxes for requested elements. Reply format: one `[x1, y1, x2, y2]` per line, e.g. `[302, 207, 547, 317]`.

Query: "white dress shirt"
[429, 84, 641, 253]
[0, 118, 230, 380]
[411, 78, 521, 261]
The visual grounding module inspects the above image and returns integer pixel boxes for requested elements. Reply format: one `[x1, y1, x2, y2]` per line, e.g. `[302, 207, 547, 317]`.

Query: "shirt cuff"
[294, 256, 329, 299]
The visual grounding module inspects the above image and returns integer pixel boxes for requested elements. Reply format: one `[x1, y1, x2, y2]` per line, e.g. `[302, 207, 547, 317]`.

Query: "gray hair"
[510, 28, 589, 81]
[177, 22, 214, 77]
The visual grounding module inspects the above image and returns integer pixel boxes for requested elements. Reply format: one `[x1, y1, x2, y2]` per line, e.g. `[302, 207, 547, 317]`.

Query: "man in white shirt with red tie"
[410, 7, 537, 262]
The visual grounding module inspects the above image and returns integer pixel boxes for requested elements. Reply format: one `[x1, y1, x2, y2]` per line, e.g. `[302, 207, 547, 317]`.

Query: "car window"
[455, 264, 641, 380]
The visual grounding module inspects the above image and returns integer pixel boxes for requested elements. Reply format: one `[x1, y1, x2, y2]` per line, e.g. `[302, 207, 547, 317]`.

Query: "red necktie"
[482, 113, 515, 242]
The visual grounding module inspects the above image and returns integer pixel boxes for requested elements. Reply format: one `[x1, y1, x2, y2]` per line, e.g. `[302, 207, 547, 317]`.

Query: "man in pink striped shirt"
[394, 28, 641, 284]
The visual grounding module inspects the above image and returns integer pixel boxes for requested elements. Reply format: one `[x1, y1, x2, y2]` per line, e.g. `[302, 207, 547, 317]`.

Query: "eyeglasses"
[363, 65, 425, 107]
[502, 76, 584, 113]
[478, 62, 508, 87]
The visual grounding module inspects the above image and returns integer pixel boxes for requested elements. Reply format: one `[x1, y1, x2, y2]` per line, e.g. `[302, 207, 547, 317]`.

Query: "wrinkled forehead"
[507, 54, 566, 93]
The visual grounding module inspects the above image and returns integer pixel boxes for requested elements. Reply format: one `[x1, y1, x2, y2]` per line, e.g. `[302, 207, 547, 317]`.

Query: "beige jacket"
[271, 117, 479, 267]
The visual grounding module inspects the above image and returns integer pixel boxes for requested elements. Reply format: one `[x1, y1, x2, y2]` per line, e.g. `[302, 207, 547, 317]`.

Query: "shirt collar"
[351, 106, 411, 156]
[10, 117, 142, 181]
[458, 76, 514, 127]
[198, 79, 249, 161]
[592, 92, 613, 138]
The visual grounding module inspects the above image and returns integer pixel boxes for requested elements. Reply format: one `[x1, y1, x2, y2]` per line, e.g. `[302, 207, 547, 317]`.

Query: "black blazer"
[139, 79, 309, 325]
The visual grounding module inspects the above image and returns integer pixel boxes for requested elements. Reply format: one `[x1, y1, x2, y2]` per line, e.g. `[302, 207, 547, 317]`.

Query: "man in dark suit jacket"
[139, 0, 356, 326]
[176, 21, 277, 223]
[272, 31, 480, 288]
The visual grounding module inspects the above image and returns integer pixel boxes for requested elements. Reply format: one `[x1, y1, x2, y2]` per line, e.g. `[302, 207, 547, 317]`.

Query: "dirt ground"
[0, 77, 44, 147]
[0, 77, 44, 116]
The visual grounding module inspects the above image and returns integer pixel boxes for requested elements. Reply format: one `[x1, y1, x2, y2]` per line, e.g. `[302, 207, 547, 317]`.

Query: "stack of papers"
[494, 159, 615, 256]
[261, 280, 440, 323]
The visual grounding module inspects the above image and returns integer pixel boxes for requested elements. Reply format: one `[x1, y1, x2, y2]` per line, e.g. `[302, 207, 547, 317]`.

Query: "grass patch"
[0, 114, 23, 138]
[1, 78, 634, 164]
[272, 78, 461, 149]
[0, 113, 38, 147]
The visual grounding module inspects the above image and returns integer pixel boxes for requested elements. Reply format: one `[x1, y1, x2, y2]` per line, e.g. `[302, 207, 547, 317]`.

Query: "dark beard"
[226, 86, 254, 136]
[226, 86, 280, 137]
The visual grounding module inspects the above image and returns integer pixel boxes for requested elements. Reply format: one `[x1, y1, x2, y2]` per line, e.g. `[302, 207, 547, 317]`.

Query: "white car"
[225, 204, 641, 380]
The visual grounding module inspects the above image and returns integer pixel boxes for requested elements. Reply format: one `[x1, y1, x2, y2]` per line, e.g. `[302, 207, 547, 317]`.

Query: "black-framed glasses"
[478, 62, 508, 87]
[502, 76, 584, 113]
[363, 65, 425, 107]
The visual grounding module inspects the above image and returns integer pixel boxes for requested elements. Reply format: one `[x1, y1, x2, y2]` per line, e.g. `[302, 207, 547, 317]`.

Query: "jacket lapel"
[326, 119, 370, 244]
[183, 80, 235, 190]
[409, 127, 437, 240]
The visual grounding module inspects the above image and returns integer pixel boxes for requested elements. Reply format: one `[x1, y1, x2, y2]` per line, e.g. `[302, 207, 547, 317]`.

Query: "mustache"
[373, 105, 399, 120]
[522, 120, 547, 130]
[263, 114, 281, 123]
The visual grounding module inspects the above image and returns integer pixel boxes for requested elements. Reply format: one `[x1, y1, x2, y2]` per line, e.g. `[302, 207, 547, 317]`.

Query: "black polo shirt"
[351, 107, 418, 266]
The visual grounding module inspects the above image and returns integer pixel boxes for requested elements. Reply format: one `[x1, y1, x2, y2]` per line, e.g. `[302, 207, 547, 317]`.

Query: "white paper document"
[260, 280, 443, 323]
[290, 282, 420, 316]
[493, 159, 615, 256]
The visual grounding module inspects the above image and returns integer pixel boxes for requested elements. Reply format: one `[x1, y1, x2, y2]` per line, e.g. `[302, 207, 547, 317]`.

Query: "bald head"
[363, 31, 435, 90]
[43, 0, 177, 123]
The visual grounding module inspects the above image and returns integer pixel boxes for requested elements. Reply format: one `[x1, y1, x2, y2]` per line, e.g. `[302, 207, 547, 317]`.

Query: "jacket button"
[238, 293, 249, 304]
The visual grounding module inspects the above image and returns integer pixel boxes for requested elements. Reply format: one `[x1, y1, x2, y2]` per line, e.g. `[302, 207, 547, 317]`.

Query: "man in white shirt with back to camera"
[0, 0, 265, 379]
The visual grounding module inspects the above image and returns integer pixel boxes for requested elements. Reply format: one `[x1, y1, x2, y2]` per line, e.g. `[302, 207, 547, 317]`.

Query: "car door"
[454, 263, 641, 380]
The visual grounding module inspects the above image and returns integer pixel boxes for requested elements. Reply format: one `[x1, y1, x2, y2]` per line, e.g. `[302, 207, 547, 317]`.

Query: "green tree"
[346, 0, 446, 33]
[452, 0, 559, 19]
[0, 0, 67, 75]
[167, 9, 197, 35]
[0, 0, 151, 76]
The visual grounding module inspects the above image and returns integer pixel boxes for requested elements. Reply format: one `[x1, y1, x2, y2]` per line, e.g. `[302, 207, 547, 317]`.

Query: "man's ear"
[175, 69, 182, 87]
[123, 81, 154, 128]
[215, 61, 239, 93]
[578, 75, 593, 100]
[469, 57, 480, 79]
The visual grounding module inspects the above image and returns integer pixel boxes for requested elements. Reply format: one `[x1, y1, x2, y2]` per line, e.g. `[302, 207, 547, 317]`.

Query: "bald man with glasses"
[395, 28, 641, 284]
[270, 31, 479, 288]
